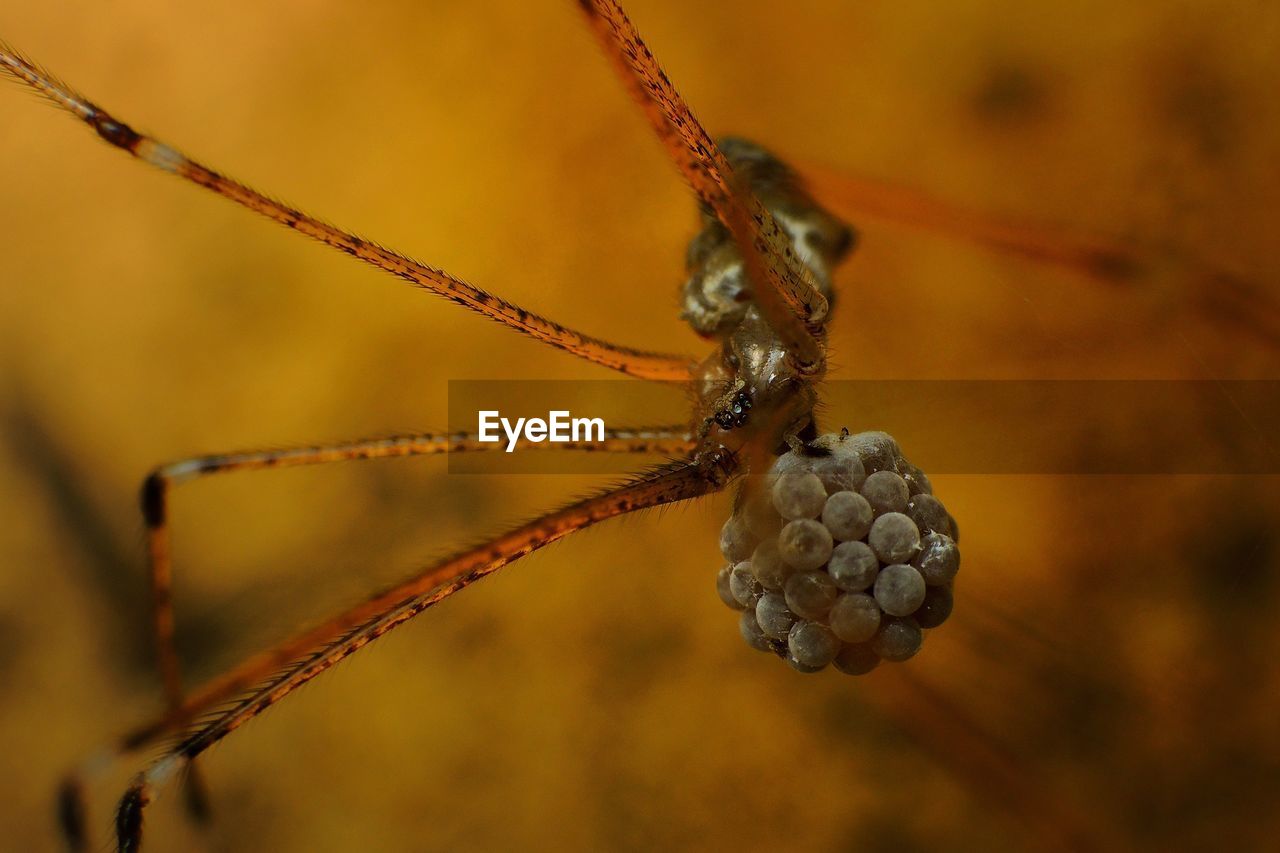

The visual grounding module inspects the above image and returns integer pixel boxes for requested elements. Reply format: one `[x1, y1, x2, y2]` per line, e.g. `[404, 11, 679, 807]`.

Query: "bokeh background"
[1, 1, 1278, 850]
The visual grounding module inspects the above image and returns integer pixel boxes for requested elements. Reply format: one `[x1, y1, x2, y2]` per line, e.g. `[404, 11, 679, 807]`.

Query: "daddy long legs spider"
[1, 1, 1277, 851]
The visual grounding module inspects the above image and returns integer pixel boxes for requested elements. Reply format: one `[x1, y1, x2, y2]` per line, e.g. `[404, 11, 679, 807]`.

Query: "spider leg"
[0, 42, 693, 381]
[107, 449, 734, 852]
[574, 0, 828, 375]
[124, 427, 694, 834]
[796, 160, 1142, 279]
[797, 159, 1280, 349]
[54, 428, 701, 850]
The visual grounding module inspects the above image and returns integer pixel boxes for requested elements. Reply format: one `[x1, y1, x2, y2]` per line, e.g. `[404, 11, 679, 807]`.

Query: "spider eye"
[717, 431, 960, 675]
[711, 390, 754, 430]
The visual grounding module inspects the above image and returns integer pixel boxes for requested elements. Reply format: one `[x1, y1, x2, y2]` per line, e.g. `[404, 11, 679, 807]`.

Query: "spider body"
[686, 138, 853, 442]
[0, 0, 1190, 846]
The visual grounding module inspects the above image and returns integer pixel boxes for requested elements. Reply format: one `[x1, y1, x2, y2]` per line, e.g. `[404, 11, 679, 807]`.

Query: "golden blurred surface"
[1, 1, 1278, 850]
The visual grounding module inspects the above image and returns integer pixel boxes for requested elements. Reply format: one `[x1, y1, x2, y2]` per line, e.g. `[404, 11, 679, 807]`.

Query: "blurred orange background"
[1, 1, 1277, 850]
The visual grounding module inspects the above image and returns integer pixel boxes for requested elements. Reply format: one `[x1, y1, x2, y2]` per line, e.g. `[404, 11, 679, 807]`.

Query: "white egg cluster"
[716, 431, 959, 674]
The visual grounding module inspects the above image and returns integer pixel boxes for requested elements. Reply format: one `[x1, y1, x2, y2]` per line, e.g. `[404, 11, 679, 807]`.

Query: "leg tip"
[114, 782, 150, 853]
[55, 775, 88, 852]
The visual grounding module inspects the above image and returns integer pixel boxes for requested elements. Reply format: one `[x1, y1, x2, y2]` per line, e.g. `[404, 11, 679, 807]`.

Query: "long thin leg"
[797, 159, 1280, 348]
[574, 0, 828, 374]
[0, 43, 692, 381]
[796, 160, 1148, 278]
[54, 428, 694, 851]
[113, 449, 736, 851]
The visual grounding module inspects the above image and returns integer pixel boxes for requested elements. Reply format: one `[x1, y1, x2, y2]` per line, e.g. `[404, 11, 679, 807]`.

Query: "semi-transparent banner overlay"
[446, 380, 1280, 475]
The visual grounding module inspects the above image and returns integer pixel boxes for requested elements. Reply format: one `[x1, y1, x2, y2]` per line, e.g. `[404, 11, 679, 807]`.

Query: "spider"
[3, 1, 1272, 851]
